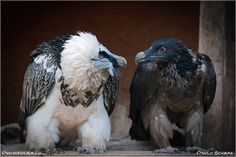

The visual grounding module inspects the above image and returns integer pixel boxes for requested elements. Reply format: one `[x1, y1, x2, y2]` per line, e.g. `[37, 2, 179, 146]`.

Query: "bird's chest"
[60, 77, 102, 108]
[54, 94, 106, 139]
[158, 92, 198, 113]
[158, 77, 203, 112]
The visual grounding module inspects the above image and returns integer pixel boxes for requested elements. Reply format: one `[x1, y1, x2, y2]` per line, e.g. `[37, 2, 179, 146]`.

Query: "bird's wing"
[201, 54, 216, 113]
[19, 55, 58, 129]
[103, 75, 119, 116]
[129, 62, 160, 120]
[19, 35, 72, 129]
[129, 63, 160, 140]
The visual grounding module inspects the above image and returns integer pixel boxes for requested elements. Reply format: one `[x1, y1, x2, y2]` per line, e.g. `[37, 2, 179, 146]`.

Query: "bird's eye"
[159, 46, 166, 52]
[99, 53, 104, 59]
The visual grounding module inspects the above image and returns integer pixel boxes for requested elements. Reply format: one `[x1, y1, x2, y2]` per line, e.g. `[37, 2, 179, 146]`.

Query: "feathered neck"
[172, 49, 198, 78]
[160, 53, 198, 81]
[60, 33, 109, 92]
[61, 62, 108, 92]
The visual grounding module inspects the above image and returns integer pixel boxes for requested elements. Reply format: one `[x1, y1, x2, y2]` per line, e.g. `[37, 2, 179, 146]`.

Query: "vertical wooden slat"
[199, 1, 235, 151]
[222, 1, 235, 151]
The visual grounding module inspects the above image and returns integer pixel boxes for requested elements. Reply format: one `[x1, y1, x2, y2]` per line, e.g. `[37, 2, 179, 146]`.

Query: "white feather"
[34, 54, 56, 72]
[188, 49, 197, 62]
[60, 32, 106, 91]
[34, 55, 47, 64]
[79, 94, 111, 149]
[26, 80, 61, 150]
[200, 63, 207, 72]
[54, 93, 111, 149]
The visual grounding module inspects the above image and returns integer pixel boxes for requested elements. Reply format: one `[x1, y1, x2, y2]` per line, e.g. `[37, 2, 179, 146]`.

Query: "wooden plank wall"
[199, 1, 235, 151]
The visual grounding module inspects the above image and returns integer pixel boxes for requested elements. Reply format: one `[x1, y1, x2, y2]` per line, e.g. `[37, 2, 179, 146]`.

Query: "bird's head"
[91, 43, 127, 77]
[61, 32, 127, 90]
[135, 38, 195, 64]
[135, 38, 197, 74]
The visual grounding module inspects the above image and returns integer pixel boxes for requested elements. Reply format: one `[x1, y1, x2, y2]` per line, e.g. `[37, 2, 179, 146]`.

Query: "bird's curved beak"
[135, 50, 165, 64]
[135, 51, 146, 64]
[106, 53, 127, 77]
[106, 51, 127, 68]
[113, 55, 127, 68]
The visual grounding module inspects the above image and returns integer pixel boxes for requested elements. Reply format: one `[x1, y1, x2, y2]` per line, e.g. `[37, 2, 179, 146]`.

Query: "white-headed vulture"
[19, 32, 127, 154]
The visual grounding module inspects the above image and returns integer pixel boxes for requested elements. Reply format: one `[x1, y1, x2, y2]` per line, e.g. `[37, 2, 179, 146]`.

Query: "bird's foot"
[73, 146, 106, 154]
[154, 146, 180, 154]
[40, 147, 64, 155]
[184, 146, 214, 153]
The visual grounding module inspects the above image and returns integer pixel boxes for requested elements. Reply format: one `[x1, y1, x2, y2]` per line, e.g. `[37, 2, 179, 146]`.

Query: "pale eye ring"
[159, 46, 166, 52]
[99, 53, 104, 59]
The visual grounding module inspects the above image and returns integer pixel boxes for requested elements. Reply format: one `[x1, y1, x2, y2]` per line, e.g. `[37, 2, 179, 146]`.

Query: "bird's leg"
[26, 143, 64, 155]
[149, 104, 174, 148]
[73, 132, 107, 154]
[184, 105, 204, 148]
[25, 112, 61, 155]
[74, 105, 110, 154]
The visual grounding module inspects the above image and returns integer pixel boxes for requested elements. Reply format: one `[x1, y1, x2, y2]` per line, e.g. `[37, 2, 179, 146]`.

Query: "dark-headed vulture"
[129, 38, 216, 149]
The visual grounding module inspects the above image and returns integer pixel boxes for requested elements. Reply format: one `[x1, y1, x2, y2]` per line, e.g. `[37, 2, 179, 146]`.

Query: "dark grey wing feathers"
[129, 63, 160, 140]
[19, 57, 57, 129]
[129, 63, 160, 120]
[18, 35, 71, 129]
[202, 55, 216, 113]
[103, 75, 119, 116]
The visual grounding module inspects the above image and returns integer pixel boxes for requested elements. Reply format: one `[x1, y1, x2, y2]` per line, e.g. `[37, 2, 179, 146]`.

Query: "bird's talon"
[74, 146, 105, 154]
[154, 146, 180, 154]
[41, 147, 64, 155]
[184, 146, 209, 153]
[55, 147, 64, 154]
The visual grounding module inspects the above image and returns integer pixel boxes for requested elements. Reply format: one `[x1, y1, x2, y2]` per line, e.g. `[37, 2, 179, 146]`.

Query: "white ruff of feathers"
[60, 32, 108, 91]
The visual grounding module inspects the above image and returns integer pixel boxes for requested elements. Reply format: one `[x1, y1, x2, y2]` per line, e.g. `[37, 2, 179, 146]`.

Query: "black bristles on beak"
[101, 51, 127, 68]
